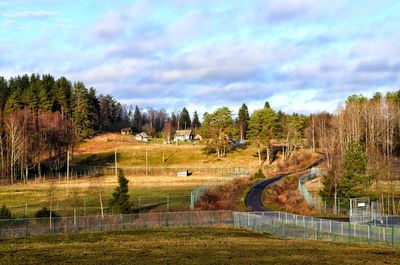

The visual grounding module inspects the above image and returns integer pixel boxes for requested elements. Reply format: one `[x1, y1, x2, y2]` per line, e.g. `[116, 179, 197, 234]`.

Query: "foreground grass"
[0, 227, 399, 265]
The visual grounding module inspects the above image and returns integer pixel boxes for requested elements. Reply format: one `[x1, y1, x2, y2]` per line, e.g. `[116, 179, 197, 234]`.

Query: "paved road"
[244, 174, 288, 211]
[245, 160, 323, 212]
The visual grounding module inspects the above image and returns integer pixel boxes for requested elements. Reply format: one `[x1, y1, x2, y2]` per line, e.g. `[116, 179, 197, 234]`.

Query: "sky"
[1, 0, 400, 116]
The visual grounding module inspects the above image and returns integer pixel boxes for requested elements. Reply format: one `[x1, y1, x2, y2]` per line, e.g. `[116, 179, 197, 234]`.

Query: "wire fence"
[190, 176, 246, 209]
[0, 210, 234, 239]
[6, 195, 193, 218]
[298, 168, 350, 214]
[233, 211, 400, 248]
[1, 209, 400, 249]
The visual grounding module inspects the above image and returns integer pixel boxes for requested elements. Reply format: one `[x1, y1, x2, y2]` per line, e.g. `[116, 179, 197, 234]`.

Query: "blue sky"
[1, 0, 400, 115]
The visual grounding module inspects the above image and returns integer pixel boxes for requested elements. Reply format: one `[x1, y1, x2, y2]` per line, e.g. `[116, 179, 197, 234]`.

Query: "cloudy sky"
[1, 0, 400, 115]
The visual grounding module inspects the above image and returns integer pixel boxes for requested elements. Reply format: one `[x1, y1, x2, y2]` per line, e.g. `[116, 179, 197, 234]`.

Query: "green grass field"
[0, 227, 399, 265]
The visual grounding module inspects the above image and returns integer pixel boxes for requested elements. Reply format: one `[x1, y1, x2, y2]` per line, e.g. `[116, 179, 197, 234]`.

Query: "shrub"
[252, 168, 265, 179]
[0, 205, 12, 219]
[109, 169, 131, 214]
[34, 207, 59, 218]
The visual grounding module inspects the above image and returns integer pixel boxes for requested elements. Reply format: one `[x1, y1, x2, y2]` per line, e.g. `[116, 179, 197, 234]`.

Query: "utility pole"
[162, 145, 165, 163]
[146, 148, 148, 175]
[67, 150, 69, 196]
[115, 148, 118, 177]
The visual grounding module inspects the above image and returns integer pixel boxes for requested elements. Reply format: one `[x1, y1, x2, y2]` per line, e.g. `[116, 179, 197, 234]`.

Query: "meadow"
[0, 227, 399, 265]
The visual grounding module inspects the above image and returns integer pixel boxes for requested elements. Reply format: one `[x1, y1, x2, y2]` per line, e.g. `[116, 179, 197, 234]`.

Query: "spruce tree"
[192, 111, 201, 129]
[132, 105, 142, 133]
[179, 107, 191, 130]
[339, 141, 369, 198]
[238, 103, 249, 140]
[109, 170, 131, 214]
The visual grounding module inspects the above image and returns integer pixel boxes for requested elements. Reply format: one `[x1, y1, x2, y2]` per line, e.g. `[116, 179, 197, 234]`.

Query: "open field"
[73, 133, 262, 169]
[0, 174, 215, 217]
[0, 227, 399, 265]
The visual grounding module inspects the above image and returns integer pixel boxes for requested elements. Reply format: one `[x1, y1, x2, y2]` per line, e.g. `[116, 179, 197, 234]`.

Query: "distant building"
[135, 132, 149, 142]
[121, 128, 132, 135]
[194, 134, 203, 141]
[174, 130, 194, 142]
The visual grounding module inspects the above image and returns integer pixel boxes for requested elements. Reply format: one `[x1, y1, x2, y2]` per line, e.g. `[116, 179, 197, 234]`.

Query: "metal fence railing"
[1, 210, 399, 248]
[298, 169, 350, 214]
[190, 176, 246, 209]
[0, 210, 234, 239]
[233, 211, 400, 248]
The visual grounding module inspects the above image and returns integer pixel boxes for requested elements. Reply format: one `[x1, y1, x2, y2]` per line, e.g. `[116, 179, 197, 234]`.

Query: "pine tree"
[72, 82, 93, 138]
[248, 107, 280, 166]
[54, 77, 72, 115]
[132, 105, 142, 133]
[179, 107, 191, 130]
[339, 141, 369, 198]
[0, 205, 12, 219]
[238, 103, 249, 140]
[109, 170, 131, 214]
[192, 111, 201, 129]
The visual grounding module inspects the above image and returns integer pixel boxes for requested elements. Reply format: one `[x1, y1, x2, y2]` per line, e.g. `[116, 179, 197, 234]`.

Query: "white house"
[174, 130, 194, 142]
[135, 132, 149, 142]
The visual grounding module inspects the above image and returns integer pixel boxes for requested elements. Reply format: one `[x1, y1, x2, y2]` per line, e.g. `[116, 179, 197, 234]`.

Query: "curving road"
[245, 159, 323, 212]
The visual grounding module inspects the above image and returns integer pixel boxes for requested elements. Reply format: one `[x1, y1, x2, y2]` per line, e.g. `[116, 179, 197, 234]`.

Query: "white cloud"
[3, 10, 57, 19]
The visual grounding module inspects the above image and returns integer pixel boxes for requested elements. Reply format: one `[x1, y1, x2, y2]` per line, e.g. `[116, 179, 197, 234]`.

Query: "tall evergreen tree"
[171, 112, 178, 129]
[192, 111, 201, 129]
[54, 77, 72, 115]
[72, 82, 92, 138]
[238, 103, 249, 140]
[132, 105, 142, 133]
[109, 170, 131, 214]
[179, 107, 191, 130]
[248, 107, 280, 166]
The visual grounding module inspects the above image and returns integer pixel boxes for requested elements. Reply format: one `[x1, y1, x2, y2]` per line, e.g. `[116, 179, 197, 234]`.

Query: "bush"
[34, 207, 59, 218]
[0, 205, 12, 219]
[109, 169, 131, 214]
[252, 168, 265, 179]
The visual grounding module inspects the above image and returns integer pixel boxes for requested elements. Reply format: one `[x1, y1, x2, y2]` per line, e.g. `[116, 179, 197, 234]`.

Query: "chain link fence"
[233, 211, 400, 248]
[0, 210, 234, 239]
[298, 168, 350, 214]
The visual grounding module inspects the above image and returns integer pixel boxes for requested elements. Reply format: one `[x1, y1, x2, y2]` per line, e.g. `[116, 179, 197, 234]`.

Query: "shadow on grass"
[132, 202, 167, 213]
[72, 152, 116, 170]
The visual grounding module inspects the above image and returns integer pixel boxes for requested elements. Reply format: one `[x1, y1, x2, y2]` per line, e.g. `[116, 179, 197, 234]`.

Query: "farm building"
[174, 130, 194, 141]
[135, 132, 149, 142]
[121, 128, 132, 135]
[194, 134, 203, 141]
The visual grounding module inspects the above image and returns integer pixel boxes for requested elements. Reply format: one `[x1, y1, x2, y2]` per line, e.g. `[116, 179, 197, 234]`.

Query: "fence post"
[25, 218, 29, 237]
[167, 196, 170, 211]
[84, 199, 87, 216]
[391, 224, 395, 248]
[348, 222, 351, 243]
[367, 224, 371, 245]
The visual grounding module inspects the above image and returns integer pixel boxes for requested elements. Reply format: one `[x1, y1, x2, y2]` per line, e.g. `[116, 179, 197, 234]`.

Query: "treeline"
[0, 74, 130, 183]
[311, 91, 400, 205]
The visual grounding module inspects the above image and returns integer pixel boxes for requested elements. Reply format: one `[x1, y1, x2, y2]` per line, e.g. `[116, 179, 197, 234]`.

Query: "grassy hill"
[0, 227, 399, 265]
